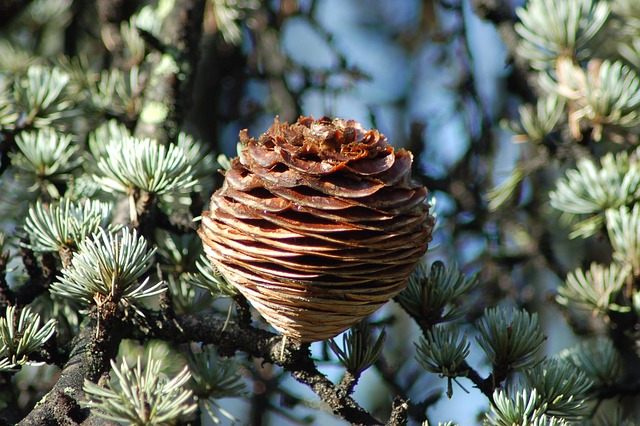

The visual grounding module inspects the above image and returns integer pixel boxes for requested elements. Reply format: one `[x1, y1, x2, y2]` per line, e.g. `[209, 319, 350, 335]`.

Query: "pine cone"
[199, 116, 435, 342]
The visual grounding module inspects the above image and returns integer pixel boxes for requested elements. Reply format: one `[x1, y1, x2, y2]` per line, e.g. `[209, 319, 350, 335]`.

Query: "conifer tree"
[1, 0, 640, 425]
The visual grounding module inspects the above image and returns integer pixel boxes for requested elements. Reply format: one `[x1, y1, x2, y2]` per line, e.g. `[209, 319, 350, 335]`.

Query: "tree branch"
[398, 295, 498, 404]
[128, 311, 385, 425]
[374, 355, 439, 424]
[17, 318, 120, 426]
[134, 0, 207, 143]
[386, 397, 409, 426]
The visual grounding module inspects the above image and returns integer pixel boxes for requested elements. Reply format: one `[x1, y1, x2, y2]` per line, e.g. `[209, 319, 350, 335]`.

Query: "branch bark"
[17, 319, 120, 426]
[129, 311, 386, 425]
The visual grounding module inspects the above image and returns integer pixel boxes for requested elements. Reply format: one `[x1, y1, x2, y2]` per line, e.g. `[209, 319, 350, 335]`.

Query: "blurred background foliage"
[2, 0, 640, 424]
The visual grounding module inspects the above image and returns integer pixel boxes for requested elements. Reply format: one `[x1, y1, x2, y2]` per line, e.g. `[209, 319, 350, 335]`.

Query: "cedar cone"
[199, 116, 435, 342]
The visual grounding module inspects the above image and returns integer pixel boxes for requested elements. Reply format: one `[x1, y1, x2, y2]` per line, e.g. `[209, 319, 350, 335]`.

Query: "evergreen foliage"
[0, 306, 56, 371]
[1, 0, 640, 424]
[51, 228, 166, 309]
[83, 355, 197, 424]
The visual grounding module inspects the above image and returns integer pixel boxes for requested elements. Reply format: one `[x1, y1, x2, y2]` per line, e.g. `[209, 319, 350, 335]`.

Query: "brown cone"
[199, 116, 435, 342]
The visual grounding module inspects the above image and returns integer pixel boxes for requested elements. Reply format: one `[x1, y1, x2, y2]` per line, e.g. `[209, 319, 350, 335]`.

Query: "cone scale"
[199, 116, 435, 342]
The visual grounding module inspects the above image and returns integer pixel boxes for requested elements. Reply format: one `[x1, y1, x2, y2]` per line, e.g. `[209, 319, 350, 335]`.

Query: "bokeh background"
[0, 0, 581, 423]
[183, 0, 575, 424]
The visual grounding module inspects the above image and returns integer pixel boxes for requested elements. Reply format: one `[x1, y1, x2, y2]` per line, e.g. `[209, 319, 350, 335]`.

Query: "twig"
[336, 370, 359, 397]
[11, 240, 52, 308]
[233, 294, 253, 328]
[374, 355, 437, 424]
[459, 361, 495, 403]
[386, 397, 409, 426]
[399, 291, 498, 404]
